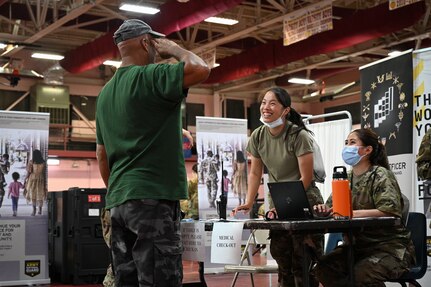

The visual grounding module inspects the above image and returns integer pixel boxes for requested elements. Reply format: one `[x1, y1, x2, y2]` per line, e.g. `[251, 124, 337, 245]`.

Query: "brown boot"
[31, 206, 36, 216]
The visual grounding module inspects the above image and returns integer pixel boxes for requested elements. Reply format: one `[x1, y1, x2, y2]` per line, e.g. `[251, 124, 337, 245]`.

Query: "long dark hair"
[32, 149, 45, 164]
[236, 150, 246, 163]
[265, 86, 311, 135]
[351, 128, 389, 169]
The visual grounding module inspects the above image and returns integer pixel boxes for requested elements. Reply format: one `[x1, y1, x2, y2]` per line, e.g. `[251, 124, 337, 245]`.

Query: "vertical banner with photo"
[359, 51, 413, 199]
[413, 48, 431, 212]
[0, 111, 50, 285]
[413, 48, 431, 285]
[196, 117, 248, 220]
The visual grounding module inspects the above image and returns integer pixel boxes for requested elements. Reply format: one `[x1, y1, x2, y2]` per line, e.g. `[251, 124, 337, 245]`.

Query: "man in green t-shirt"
[96, 19, 210, 286]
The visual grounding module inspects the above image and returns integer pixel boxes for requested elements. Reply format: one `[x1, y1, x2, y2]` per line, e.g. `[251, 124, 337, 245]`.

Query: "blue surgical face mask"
[342, 146, 364, 166]
[259, 116, 284, 129]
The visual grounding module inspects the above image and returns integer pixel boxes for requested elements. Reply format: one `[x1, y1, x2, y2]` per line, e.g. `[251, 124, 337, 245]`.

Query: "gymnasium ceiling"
[0, 0, 430, 102]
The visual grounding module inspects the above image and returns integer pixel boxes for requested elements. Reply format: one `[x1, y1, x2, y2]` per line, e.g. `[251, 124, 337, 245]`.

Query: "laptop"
[267, 180, 314, 220]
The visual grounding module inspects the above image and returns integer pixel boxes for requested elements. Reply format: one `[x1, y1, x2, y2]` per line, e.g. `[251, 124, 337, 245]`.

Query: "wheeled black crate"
[48, 187, 110, 284]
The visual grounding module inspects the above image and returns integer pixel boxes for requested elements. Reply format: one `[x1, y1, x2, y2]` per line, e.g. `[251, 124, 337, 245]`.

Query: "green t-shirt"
[96, 63, 188, 209]
[247, 123, 314, 182]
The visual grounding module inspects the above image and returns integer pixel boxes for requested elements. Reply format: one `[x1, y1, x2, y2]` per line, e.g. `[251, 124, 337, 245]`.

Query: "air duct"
[60, 0, 245, 74]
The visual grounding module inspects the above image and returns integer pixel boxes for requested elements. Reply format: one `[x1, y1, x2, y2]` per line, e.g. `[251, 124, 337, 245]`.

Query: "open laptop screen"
[267, 180, 314, 220]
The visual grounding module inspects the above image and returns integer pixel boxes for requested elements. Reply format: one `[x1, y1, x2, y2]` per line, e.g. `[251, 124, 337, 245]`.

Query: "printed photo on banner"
[196, 117, 248, 220]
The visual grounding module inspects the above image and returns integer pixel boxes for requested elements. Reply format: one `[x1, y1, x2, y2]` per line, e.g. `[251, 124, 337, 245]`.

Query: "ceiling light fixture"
[31, 53, 64, 60]
[388, 50, 403, 57]
[204, 17, 238, 25]
[103, 60, 122, 68]
[119, 4, 160, 14]
[288, 78, 315, 85]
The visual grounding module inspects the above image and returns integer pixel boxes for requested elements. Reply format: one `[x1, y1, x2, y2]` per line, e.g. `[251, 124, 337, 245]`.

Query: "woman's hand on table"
[313, 204, 332, 217]
[231, 202, 253, 216]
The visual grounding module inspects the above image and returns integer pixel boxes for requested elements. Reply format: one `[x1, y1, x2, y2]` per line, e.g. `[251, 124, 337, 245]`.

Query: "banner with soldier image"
[359, 51, 414, 200]
[196, 117, 248, 220]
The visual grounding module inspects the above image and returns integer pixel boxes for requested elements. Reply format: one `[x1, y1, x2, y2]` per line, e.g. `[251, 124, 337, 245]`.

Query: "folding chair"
[324, 232, 343, 254]
[224, 229, 278, 287]
[388, 212, 427, 287]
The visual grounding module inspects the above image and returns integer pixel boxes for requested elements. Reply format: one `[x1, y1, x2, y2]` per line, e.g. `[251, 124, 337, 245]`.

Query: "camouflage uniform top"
[200, 155, 219, 181]
[416, 128, 431, 180]
[326, 166, 413, 260]
[186, 177, 199, 219]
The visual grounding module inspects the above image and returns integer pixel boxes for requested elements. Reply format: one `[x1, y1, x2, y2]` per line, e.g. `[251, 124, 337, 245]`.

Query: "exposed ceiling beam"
[96, 4, 128, 20]
[40, 0, 49, 28]
[191, 10, 287, 54]
[4, 0, 106, 57]
[56, 16, 117, 32]
[5, 91, 30, 111]
[267, 0, 287, 12]
[71, 103, 96, 132]
[25, 0, 38, 29]
[0, 15, 35, 34]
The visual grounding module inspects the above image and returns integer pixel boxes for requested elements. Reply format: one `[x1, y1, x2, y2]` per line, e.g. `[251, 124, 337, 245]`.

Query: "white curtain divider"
[303, 111, 352, 201]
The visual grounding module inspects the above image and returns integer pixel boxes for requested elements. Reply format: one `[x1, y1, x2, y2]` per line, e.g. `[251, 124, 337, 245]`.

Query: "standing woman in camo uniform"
[314, 128, 415, 287]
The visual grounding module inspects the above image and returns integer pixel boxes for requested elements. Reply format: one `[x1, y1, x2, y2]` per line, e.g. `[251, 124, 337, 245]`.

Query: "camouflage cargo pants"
[206, 179, 218, 208]
[101, 208, 115, 287]
[315, 244, 413, 287]
[270, 231, 323, 287]
[110, 199, 183, 287]
[269, 185, 324, 287]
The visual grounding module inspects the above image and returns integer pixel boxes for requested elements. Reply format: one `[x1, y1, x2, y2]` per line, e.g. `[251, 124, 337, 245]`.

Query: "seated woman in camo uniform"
[313, 128, 415, 287]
